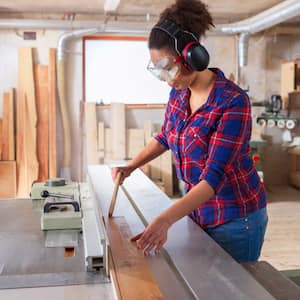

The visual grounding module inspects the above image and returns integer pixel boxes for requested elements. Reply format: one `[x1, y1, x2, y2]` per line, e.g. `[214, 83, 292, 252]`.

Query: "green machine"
[30, 178, 82, 230]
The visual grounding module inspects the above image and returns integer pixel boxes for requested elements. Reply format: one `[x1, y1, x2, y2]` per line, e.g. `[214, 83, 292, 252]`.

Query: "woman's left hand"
[131, 216, 171, 255]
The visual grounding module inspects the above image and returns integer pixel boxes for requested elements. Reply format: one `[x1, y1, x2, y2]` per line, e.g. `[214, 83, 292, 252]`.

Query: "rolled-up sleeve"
[200, 94, 252, 192]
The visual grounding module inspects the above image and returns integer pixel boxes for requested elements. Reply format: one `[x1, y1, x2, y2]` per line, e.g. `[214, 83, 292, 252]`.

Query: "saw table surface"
[88, 165, 276, 300]
[0, 199, 114, 300]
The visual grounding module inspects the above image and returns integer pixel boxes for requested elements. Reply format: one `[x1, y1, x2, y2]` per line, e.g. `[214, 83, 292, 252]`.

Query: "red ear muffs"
[182, 41, 210, 71]
[153, 19, 210, 71]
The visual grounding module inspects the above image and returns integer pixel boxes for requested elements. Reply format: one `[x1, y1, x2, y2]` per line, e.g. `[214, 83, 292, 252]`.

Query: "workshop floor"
[260, 185, 300, 271]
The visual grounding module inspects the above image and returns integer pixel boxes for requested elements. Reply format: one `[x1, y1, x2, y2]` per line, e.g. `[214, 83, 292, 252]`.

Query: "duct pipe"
[215, 0, 300, 35]
[0, 19, 153, 31]
[57, 28, 101, 178]
[238, 33, 249, 67]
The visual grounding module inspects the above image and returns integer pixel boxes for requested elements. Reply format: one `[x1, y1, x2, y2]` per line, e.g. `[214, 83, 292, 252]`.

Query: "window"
[83, 36, 171, 104]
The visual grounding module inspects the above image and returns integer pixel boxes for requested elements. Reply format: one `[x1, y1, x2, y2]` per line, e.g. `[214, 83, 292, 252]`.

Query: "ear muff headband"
[153, 19, 209, 71]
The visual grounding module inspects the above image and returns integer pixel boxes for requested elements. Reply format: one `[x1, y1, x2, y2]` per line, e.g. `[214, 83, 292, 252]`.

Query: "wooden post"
[111, 103, 126, 160]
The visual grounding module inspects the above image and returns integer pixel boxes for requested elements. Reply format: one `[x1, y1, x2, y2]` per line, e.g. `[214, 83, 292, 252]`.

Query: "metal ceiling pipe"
[0, 19, 153, 31]
[57, 27, 102, 60]
[214, 0, 300, 67]
[215, 0, 300, 35]
[238, 33, 249, 68]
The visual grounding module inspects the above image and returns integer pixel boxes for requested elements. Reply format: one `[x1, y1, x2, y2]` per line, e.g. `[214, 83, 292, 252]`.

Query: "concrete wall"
[0, 28, 299, 185]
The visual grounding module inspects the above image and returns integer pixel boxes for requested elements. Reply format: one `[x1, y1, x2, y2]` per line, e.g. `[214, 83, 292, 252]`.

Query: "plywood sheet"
[48, 48, 57, 178]
[126, 129, 144, 159]
[0, 161, 17, 198]
[0, 119, 2, 159]
[111, 103, 126, 160]
[281, 61, 295, 109]
[35, 64, 49, 182]
[105, 128, 112, 159]
[85, 103, 98, 164]
[161, 150, 173, 197]
[1, 92, 10, 160]
[98, 122, 105, 160]
[17, 47, 38, 198]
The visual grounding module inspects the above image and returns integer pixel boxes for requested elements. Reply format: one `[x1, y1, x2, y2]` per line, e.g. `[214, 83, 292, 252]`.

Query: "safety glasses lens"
[147, 58, 179, 83]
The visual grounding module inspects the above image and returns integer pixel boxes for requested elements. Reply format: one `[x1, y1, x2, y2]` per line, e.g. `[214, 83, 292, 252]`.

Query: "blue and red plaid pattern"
[155, 68, 266, 228]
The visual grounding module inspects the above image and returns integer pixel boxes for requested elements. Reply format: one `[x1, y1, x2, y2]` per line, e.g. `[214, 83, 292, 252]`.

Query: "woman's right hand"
[111, 165, 136, 185]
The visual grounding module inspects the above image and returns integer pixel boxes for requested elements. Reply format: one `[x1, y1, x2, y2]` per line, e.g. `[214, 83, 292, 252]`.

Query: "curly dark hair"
[148, 0, 214, 53]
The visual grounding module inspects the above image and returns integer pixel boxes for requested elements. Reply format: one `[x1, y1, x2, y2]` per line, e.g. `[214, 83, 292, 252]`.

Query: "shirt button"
[245, 218, 248, 222]
[246, 226, 249, 230]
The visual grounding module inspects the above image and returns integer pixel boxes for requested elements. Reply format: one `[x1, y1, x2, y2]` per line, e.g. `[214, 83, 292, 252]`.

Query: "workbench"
[0, 164, 299, 300]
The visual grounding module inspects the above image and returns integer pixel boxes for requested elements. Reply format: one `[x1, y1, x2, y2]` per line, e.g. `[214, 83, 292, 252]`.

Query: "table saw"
[0, 165, 299, 300]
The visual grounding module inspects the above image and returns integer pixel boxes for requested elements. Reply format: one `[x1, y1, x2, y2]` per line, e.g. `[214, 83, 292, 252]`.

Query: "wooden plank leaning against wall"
[0, 89, 16, 198]
[0, 47, 58, 199]
[84, 102, 174, 196]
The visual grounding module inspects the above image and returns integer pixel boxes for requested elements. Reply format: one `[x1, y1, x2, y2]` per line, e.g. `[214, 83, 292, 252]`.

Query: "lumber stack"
[84, 102, 174, 196]
[0, 47, 58, 199]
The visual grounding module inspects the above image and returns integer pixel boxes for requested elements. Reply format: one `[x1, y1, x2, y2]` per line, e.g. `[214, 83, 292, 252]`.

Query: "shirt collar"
[173, 68, 227, 107]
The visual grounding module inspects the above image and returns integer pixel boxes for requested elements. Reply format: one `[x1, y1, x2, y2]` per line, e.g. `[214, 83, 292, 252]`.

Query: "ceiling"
[0, 0, 298, 25]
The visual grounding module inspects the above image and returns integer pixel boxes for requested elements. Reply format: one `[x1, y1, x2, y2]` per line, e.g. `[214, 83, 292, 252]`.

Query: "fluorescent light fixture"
[104, 0, 120, 12]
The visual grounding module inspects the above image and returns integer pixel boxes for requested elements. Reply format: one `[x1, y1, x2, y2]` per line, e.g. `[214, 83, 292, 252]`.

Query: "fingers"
[112, 168, 124, 183]
[144, 243, 156, 256]
[132, 233, 165, 256]
[111, 168, 118, 181]
[112, 166, 133, 184]
[130, 232, 143, 242]
[155, 237, 166, 254]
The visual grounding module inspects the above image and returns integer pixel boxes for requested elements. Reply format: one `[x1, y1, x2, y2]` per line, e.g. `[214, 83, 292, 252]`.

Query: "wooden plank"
[161, 150, 173, 197]
[0, 161, 17, 198]
[16, 87, 25, 197]
[111, 103, 126, 160]
[281, 61, 295, 109]
[35, 64, 49, 182]
[85, 103, 99, 164]
[1, 92, 10, 160]
[296, 62, 300, 91]
[98, 122, 105, 160]
[106, 217, 164, 300]
[17, 47, 38, 198]
[0, 119, 2, 159]
[8, 89, 15, 161]
[142, 120, 153, 176]
[105, 128, 112, 159]
[144, 120, 152, 145]
[150, 156, 161, 181]
[144, 120, 162, 180]
[126, 129, 144, 159]
[108, 246, 122, 300]
[48, 48, 57, 178]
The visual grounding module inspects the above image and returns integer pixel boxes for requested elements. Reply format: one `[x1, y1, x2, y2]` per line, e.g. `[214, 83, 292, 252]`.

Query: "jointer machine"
[0, 165, 299, 299]
[30, 178, 108, 273]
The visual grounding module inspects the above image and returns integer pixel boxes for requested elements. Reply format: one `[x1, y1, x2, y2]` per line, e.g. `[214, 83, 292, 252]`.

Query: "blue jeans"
[205, 208, 268, 263]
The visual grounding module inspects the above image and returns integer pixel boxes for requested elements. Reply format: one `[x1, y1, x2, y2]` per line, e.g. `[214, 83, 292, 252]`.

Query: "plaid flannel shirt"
[155, 68, 266, 228]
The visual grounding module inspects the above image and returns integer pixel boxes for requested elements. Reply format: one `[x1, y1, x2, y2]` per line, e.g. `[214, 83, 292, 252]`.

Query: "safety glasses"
[147, 56, 181, 83]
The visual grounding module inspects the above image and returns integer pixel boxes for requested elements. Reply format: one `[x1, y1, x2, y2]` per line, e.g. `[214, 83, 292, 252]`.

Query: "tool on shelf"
[253, 94, 298, 129]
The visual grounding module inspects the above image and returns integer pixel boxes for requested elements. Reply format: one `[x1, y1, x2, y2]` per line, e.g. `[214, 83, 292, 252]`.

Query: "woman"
[112, 0, 268, 263]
